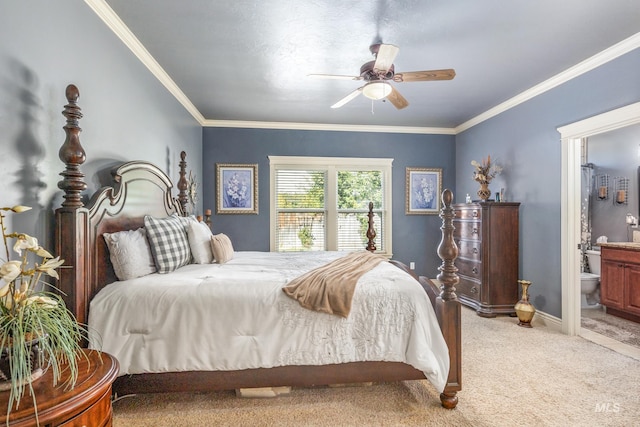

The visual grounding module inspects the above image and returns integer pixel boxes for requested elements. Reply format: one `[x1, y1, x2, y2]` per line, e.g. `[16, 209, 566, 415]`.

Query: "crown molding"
[201, 119, 455, 135]
[84, 0, 205, 124]
[456, 32, 640, 134]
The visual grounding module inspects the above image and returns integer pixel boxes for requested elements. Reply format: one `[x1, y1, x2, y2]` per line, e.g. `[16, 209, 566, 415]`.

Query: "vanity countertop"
[597, 242, 640, 251]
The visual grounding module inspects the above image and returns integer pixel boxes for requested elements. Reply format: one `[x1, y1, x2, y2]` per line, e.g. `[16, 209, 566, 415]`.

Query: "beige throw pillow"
[210, 233, 234, 264]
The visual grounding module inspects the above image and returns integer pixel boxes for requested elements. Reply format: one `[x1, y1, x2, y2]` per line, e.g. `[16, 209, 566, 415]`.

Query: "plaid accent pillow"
[144, 214, 192, 274]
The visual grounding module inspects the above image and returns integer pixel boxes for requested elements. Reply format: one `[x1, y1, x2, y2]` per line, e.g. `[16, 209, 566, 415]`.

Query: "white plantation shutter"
[275, 169, 326, 251]
[269, 157, 392, 255]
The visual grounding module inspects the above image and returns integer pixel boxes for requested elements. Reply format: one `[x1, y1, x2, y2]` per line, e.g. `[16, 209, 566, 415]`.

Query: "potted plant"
[0, 205, 86, 421]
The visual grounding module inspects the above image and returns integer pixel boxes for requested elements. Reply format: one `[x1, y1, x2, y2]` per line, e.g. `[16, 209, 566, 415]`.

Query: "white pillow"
[103, 228, 156, 281]
[187, 221, 214, 264]
[210, 233, 234, 264]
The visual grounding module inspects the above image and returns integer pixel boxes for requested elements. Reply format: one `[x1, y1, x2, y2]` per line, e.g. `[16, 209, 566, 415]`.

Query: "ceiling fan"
[309, 43, 455, 110]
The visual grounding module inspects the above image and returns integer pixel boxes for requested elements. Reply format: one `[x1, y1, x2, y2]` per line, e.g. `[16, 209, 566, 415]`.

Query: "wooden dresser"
[0, 349, 118, 426]
[453, 201, 520, 317]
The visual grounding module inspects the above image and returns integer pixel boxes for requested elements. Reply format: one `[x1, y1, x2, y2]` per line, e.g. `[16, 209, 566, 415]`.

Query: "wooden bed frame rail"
[54, 84, 461, 409]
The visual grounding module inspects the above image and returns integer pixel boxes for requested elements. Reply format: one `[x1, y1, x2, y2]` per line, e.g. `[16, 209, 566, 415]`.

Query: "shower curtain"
[581, 163, 594, 272]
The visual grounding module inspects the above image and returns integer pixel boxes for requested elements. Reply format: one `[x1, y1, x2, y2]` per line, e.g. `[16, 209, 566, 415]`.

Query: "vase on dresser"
[514, 280, 536, 327]
[477, 182, 491, 201]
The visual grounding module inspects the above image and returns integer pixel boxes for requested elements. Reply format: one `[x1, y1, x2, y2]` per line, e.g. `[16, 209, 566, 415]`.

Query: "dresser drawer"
[457, 277, 480, 302]
[455, 207, 481, 220]
[453, 221, 481, 241]
[455, 239, 482, 261]
[456, 257, 482, 279]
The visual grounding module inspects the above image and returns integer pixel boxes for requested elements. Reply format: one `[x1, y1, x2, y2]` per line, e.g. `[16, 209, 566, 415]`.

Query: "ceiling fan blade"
[373, 44, 399, 74]
[308, 74, 362, 81]
[386, 86, 409, 110]
[331, 87, 364, 109]
[393, 69, 456, 82]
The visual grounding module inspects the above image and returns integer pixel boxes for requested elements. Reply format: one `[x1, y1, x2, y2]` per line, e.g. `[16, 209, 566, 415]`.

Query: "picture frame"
[216, 163, 258, 214]
[406, 167, 442, 215]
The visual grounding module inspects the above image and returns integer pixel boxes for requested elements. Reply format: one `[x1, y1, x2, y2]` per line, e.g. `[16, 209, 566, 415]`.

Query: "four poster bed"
[54, 84, 462, 409]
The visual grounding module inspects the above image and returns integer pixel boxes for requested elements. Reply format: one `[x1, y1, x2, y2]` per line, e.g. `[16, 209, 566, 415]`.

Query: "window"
[269, 156, 392, 255]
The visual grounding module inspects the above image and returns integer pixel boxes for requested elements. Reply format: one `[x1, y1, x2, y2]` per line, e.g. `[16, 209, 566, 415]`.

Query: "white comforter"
[88, 251, 450, 391]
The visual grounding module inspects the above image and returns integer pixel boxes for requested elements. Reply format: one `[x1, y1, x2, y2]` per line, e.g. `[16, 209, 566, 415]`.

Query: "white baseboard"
[532, 310, 562, 332]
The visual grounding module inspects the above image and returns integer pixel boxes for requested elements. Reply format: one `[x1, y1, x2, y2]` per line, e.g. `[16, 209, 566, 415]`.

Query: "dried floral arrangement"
[471, 155, 502, 184]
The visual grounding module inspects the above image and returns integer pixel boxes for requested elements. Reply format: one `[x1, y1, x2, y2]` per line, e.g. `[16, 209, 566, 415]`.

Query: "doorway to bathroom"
[580, 130, 640, 351]
[559, 101, 640, 359]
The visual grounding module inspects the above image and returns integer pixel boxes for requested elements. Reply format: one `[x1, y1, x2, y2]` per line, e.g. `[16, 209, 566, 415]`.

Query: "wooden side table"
[0, 349, 119, 426]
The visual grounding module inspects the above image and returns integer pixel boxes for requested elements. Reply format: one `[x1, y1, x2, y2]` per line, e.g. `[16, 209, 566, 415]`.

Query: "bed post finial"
[58, 84, 86, 208]
[436, 189, 459, 301]
[366, 201, 377, 252]
[177, 151, 189, 215]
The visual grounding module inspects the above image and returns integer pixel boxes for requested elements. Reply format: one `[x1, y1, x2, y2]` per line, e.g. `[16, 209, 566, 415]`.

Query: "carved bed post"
[57, 85, 86, 208]
[435, 189, 462, 408]
[366, 201, 376, 252]
[177, 151, 189, 215]
[55, 84, 90, 325]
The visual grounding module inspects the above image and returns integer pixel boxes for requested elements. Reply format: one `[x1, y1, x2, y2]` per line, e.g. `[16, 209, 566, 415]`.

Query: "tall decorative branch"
[436, 189, 459, 301]
[57, 84, 86, 208]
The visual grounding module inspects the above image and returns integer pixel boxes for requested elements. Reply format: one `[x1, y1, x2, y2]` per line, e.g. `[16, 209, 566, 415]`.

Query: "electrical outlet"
[409, 262, 415, 270]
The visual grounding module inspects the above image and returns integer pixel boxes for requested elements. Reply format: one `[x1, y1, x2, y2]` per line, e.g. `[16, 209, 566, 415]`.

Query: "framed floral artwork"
[216, 163, 258, 214]
[406, 167, 442, 215]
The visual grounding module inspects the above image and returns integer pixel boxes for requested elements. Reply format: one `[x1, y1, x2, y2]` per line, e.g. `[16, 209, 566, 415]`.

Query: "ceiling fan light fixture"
[362, 81, 392, 100]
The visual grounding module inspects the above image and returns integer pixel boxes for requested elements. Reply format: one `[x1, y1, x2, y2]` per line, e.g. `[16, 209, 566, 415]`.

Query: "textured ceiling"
[102, 0, 640, 130]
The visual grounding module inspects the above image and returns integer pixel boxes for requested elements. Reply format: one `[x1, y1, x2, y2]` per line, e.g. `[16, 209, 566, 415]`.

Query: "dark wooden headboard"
[54, 84, 188, 325]
[53, 84, 382, 326]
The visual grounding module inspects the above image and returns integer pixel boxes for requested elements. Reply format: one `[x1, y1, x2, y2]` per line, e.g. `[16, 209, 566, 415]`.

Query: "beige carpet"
[113, 307, 640, 426]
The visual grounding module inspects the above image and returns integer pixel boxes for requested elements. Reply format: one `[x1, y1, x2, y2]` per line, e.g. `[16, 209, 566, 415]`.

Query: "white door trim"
[558, 101, 640, 335]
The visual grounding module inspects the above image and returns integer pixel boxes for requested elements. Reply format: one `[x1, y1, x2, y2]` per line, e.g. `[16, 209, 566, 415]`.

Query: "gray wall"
[0, 1, 202, 250]
[589, 124, 640, 244]
[3, 1, 639, 322]
[203, 128, 455, 276]
[455, 48, 640, 318]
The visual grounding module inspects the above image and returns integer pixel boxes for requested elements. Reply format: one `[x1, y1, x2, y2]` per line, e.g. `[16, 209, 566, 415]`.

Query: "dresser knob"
[472, 267, 478, 274]
[472, 247, 478, 254]
[472, 228, 478, 234]
[472, 210, 478, 217]
[471, 287, 478, 293]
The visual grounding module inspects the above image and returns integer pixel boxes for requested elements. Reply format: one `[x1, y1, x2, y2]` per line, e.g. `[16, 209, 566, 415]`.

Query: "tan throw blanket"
[282, 251, 388, 317]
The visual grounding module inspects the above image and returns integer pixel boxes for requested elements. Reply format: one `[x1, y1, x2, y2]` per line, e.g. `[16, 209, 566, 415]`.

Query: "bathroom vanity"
[598, 242, 640, 323]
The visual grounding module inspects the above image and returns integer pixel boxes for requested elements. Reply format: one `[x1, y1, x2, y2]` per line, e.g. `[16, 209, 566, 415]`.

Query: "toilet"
[581, 249, 601, 308]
